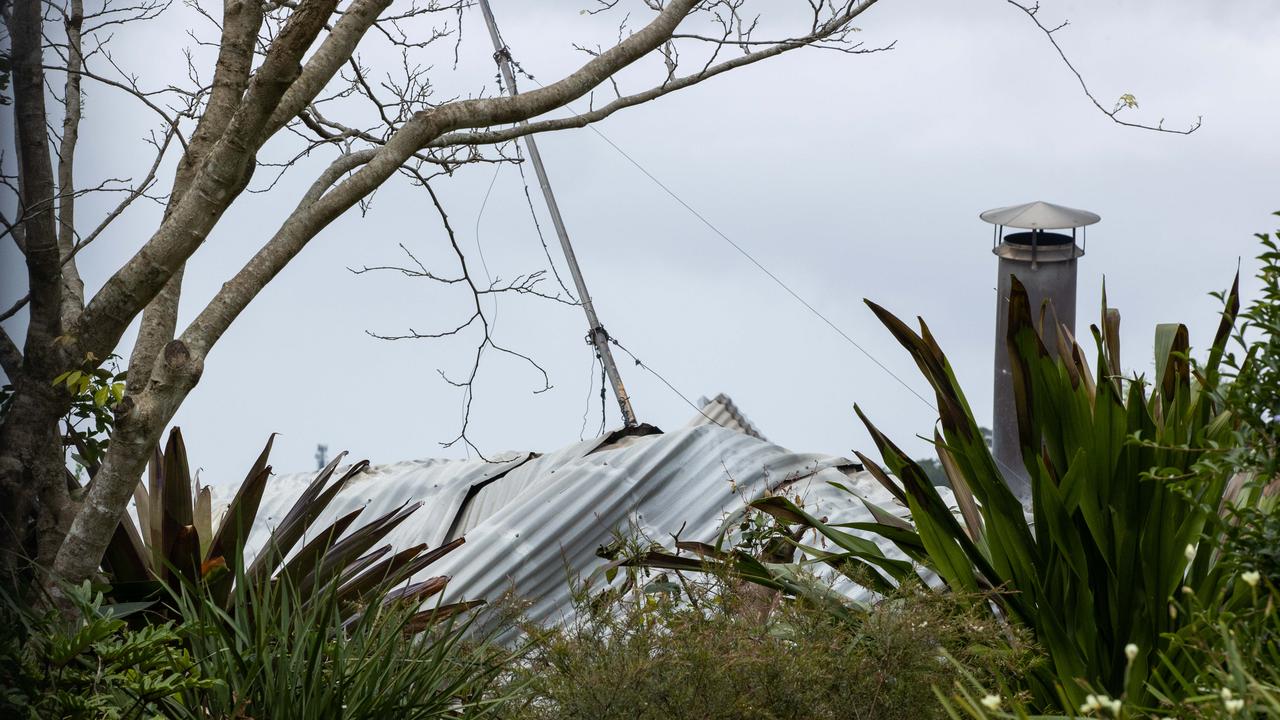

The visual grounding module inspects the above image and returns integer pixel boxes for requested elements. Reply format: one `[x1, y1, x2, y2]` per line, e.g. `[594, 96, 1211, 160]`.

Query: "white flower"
[1107, 698, 1123, 716]
[1124, 643, 1139, 661]
[981, 693, 1001, 710]
[1221, 688, 1234, 701]
[1081, 694, 1102, 714]
[1225, 698, 1245, 714]
[1242, 570, 1261, 588]
[1185, 544, 1196, 562]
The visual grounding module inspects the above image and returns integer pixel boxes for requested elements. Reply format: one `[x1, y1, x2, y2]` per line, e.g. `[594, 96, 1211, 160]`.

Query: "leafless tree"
[0, 0, 1194, 595]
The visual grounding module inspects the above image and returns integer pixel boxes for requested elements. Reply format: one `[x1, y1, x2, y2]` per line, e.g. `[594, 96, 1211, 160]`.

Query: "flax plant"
[818, 273, 1245, 708]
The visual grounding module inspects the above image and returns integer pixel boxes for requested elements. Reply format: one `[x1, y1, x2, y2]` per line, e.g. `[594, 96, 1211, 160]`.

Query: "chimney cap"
[980, 201, 1100, 230]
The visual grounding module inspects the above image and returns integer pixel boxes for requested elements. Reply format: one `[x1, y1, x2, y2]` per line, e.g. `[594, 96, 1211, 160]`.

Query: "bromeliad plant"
[101, 427, 478, 627]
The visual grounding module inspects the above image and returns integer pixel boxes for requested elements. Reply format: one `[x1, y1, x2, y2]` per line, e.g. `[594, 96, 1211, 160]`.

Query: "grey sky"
[3, 0, 1279, 484]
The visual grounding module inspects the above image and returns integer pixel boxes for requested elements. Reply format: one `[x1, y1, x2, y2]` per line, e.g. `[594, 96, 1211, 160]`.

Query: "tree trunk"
[0, 382, 71, 591]
[0, 0, 74, 593]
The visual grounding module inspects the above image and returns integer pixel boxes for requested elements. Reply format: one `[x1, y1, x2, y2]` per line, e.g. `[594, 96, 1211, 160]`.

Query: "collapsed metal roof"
[230, 397, 944, 628]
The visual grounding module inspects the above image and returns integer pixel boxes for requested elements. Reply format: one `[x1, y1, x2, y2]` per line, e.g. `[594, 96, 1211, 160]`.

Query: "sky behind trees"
[3, 0, 1278, 483]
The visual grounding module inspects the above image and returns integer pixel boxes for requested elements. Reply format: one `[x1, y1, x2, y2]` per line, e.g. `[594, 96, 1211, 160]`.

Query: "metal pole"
[476, 0, 639, 428]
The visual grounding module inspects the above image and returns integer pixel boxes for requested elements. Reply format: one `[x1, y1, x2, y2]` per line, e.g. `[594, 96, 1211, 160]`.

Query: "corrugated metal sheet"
[224, 403, 948, 630]
[685, 393, 767, 440]
[238, 452, 534, 562]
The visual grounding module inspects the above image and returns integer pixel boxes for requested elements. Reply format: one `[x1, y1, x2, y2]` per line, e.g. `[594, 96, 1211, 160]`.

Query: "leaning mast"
[476, 0, 639, 428]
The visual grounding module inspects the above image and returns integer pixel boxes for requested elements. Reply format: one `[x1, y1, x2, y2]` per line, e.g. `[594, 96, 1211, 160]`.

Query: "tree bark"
[125, 0, 263, 390]
[0, 0, 73, 587]
[55, 0, 86, 327]
[50, 341, 200, 588]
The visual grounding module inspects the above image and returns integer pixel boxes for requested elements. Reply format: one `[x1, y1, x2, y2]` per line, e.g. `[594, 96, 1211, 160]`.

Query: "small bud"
[981, 694, 1001, 710]
[1184, 544, 1196, 562]
[1242, 570, 1261, 588]
[1124, 643, 1139, 661]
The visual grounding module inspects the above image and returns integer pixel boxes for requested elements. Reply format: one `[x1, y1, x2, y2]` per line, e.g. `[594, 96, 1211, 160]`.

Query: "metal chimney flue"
[980, 200, 1100, 500]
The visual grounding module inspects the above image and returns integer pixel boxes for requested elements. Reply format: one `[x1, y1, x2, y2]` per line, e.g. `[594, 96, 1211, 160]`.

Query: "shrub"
[493, 577, 1037, 720]
[0, 581, 215, 719]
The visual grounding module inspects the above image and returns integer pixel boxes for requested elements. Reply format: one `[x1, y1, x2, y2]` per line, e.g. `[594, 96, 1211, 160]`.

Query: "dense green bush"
[1216, 220, 1280, 590]
[493, 578, 1037, 720]
[0, 581, 215, 719]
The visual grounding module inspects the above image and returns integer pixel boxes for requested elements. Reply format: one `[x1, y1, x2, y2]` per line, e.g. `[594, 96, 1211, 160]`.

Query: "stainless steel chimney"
[980, 201, 1100, 499]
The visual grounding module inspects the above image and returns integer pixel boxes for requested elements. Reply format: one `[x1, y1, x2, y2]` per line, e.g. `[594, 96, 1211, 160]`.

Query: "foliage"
[1215, 218, 1280, 589]
[2, 442, 508, 719]
[51, 355, 129, 475]
[1143, 217, 1280, 718]
[0, 580, 215, 719]
[1217, 215, 1280, 479]
[1222, 500, 1280, 590]
[918, 428, 992, 487]
[827, 275, 1246, 710]
[493, 574, 1036, 720]
[1150, 582, 1280, 719]
[0, 353, 127, 477]
[104, 427, 477, 630]
[173, 563, 515, 720]
[941, 581, 1279, 719]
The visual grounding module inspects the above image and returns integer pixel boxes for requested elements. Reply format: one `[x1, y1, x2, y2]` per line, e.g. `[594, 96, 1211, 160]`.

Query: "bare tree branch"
[0, 128, 175, 325]
[1006, 0, 1200, 134]
[39, 64, 193, 151]
[266, 0, 394, 138]
[429, 1, 888, 149]
[361, 173, 553, 458]
[55, 0, 87, 325]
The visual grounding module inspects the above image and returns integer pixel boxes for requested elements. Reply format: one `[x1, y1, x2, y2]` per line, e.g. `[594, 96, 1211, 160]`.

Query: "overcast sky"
[3, 0, 1279, 484]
